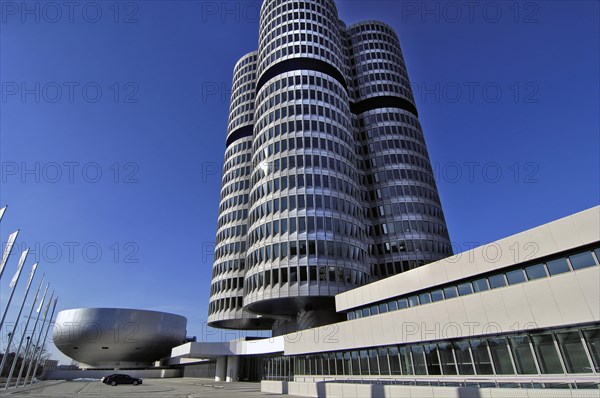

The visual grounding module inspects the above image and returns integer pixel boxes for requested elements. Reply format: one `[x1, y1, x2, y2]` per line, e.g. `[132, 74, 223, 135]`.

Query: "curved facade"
[53, 308, 187, 368]
[209, 52, 275, 330]
[209, 0, 452, 333]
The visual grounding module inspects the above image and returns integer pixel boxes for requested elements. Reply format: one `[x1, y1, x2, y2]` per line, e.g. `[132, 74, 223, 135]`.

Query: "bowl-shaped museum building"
[53, 308, 187, 369]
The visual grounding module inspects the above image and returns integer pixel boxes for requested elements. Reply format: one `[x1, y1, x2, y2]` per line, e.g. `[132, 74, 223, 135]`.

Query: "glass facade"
[263, 325, 600, 380]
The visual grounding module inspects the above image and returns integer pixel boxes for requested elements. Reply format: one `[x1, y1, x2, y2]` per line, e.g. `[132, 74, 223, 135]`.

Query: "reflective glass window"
[525, 264, 547, 280]
[506, 269, 526, 285]
[488, 337, 515, 374]
[556, 331, 592, 373]
[472, 278, 489, 293]
[488, 274, 507, 289]
[531, 333, 563, 374]
[438, 342, 457, 375]
[508, 335, 537, 374]
[443, 286, 458, 299]
[546, 258, 571, 275]
[569, 251, 597, 270]
[378, 348, 390, 375]
[470, 339, 493, 374]
[430, 290, 444, 302]
[582, 327, 600, 372]
[457, 282, 473, 296]
[411, 345, 427, 375]
[388, 347, 401, 375]
[453, 340, 474, 375]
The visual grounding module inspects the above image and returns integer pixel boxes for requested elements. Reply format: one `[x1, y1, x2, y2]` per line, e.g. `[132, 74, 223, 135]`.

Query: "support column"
[214, 357, 226, 382]
[226, 355, 240, 383]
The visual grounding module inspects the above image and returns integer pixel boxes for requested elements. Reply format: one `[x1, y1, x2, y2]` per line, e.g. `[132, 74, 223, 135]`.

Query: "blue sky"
[0, 1, 598, 364]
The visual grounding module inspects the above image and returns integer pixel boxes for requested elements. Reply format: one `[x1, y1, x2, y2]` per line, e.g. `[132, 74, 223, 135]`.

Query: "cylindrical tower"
[244, 0, 370, 330]
[208, 0, 453, 335]
[208, 52, 274, 330]
[347, 21, 452, 279]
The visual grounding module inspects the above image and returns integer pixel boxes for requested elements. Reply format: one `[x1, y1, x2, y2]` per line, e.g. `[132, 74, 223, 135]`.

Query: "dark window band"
[256, 58, 348, 93]
[350, 96, 418, 117]
[226, 125, 253, 147]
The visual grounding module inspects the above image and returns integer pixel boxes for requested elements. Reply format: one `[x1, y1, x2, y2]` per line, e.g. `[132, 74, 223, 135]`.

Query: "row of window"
[212, 258, 246, 278]
[272, 326, 600, 378]
[368, 181, 442, 205]
[371, 238, 453, 259]
[214, 239, 247, 261]
[208, 295, 243, 315]
[210, 276, 244, 296]
[251, 150, 359, 187]
[357, 116, 424, 146]
[216, 208, 247, 231]
[244, 264, 370, 295]
[248, 181, 364, 224]
[246, 238, 368, 271]
[347, 247, 600, 321]
[248, 209, 366, 246]
[368, 200, 445, 224]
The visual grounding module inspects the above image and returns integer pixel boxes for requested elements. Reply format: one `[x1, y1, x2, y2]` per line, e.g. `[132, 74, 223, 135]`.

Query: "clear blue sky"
[1, 1, 598, 364]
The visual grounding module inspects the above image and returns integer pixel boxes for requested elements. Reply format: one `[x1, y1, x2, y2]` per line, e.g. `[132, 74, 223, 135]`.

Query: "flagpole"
[14, 283, 49, 387]
[0, 249, 29, 332]
[0, 272, 44, 388]
[0, 230, 19, 281]
[22, 290, 54, 387]
[28, 297, 58, 386]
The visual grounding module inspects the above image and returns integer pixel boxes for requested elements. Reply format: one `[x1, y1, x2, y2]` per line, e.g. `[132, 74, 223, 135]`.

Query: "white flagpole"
[22, 290, 54, 387]
[28, 297, 58, 386]
[0, 206, 6, 223]
[15, 283, 49, 387]
[0, 230, 19, 281]
[0, 249, 29, 332]
[0, 272, 44, 388]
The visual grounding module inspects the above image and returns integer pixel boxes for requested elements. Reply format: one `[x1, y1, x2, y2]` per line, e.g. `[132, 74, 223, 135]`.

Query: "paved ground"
[3, 378, 299, 398]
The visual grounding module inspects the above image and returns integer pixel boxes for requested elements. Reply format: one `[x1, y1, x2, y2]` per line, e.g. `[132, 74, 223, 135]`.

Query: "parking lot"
[3, 378, 296, 398]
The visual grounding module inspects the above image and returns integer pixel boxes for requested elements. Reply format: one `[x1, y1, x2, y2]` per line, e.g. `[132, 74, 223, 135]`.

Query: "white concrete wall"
[284, 381, 600, 398]
[261, 380, 289, 394]
[285, 265, 599, 355]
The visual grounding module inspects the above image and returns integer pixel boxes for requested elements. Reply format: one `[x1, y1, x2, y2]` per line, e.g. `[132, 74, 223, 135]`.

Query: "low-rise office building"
[172, 206, 600, 397]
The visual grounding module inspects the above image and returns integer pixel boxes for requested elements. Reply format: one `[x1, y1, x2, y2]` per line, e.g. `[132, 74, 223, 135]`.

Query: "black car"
[102, 374, 142, 386]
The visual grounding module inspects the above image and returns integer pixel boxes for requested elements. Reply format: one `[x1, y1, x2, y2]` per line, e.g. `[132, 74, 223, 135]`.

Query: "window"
[546, 258, 570, 275]
[508, 335, 537, 374]
[411, 345, 427, 375]
[506, 269, 526, 285]
[388, 300, 398, 311]
[454, 340, 474, 375]
[470, 339, 493, 374]
[582, 327, 600, 372]
[431, 290, 444, 302]
[531, 333, 563, 374]
[368, 349, 379, 375]
[378, 348, 390, 375]
[569, 251, 597, 270]
[488, 274, 507, 289]
[457, 282, 473, 296]
[397, 298, 408, 309]
[556, 331, 592, 373]
[408, 295, 419, 307]
[359, 350, 369, 375]
[419, 292, 431, 304]
[472, 278, 489, 293]
[488, 337, 514, 374]
[443, 286, 458, 299]
[424, 344, 441, 375]
[438, 342, 457, 375]
[388, 347, 402, 375]
[399, 346, 413, 375]
[525, 264, 547, 280]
